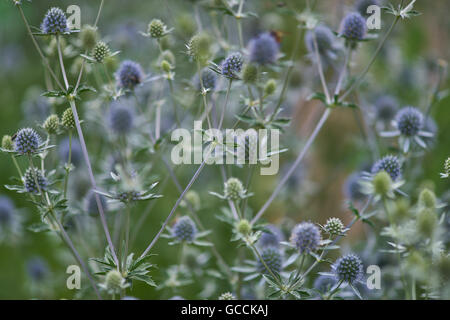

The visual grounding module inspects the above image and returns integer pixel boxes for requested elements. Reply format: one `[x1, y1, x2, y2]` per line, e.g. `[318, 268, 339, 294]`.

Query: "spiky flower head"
[105, 270, 125, 293]
[221, 52, 243, 78]
[92, 41, 110, 63]
[290, 222, 321, 254]
[43, 114, 59, 135]
[257, 247, 283, 274]
[41, 7, 69, 34]
[197, 68, 217, 91]
[248, 33, 279, 65]
[117, 60, 144, 90]
[161, 60, 172, 73]
[173, 216, 197, 242]
[242, 63, 258, 84]
[371, 155, 401, 181]
[180, 190, 201, 211]
[224, 177, 245, 201]
[340, 12, 367, 41]
[374, 95, 398, 122]
[86, 191, 108, 217]
[372, 171, 392, 196]
[355, 0, 381, 17]
[236, 219, 252, 236]
[26, 257, 49, 282]
[419, 188, 436, 209]
[305, 25, 336, 54]
[80, 25, 99, 51]
[0, 196, 14, 225]
[219, 292, 236, 300]
[187, 32, 212, 63]
[417, 209, 437, 238]
[14, 128, 41, 155]
[444, 157, 450, 177]
[59, 138, 82, 167]
[264, 79, 276, 96]
[333, 254, 363, 284]
[2, 135, 13, 151]
[259, 225, 283, 248]
[24, 167, 47, 194]
[61, 108, 75, 129]
[324, 217, 345, 235]
[148, 19, 166, 39]
[344, 172, 366, 201]
[108, 104, 135, 135]
[395, 107, 424, 137]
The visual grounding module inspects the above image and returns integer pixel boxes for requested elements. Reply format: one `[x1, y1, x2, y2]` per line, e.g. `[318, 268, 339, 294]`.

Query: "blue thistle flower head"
[371, 155, 401, 181]
[333, 253, 363, 284]
[41, 7, 70, 34]
[257, 246, 283, 274]
[0, 196, 14, 225]
[14, 128, 41, 155]
[27, 257, 49, 282]
[196, 68, 217, 91]
[24, 167, 47, 194]
[305, 25, 336, 55]
[173, 216, 197, 242]
[344, 172, 366, 201]
[117, 60, 144, 89]
[221, 52, 243, 78]
[258, 225, 284, 248]
[248, 33, 279, 65]
[85, 191, 108, 216]
[290, 222, 321, 254]
[340, 12, 367, 41]
[108, 103, 135, 135]
[374, 95, 398, 122]
[395, 107, 424, 137]
[59, 138, 82, 167]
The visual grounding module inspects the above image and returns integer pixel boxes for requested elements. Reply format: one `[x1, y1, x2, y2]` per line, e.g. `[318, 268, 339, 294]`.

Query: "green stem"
[63, 130, 72, 198]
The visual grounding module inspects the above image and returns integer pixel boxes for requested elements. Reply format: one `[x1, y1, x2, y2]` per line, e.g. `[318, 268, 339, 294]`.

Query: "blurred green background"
[0, 0, 448, 299]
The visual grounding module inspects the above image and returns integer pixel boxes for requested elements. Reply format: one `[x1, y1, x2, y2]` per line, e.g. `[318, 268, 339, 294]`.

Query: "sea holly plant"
[1, 0, 448, 301]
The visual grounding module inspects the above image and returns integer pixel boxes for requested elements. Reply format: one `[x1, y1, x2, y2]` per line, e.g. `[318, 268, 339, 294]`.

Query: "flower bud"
[61, 108, 76, 129]
[236, 219, 252, 236]
[43, 114, 60, 135]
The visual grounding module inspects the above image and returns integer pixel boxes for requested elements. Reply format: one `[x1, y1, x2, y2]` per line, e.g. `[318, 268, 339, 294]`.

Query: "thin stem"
[252, 108, 332, 224]
[124, 205, 131, 270]
[312, 31, 331, 103]
[219, 80, 232, 129]
[340, 16, 400, 101]
[168, 79, 180, 127]
[250, 242, 281, 286]
[334, 46, 352, 96]
[16, 4, 64, 91]
[11, 156, 23, 178]
[326, 280, 344, 300]
[197, 62, 212, 129]
[140, 152, 211, 258]
[63, 130, 72, 198]
[56, 35, 70, 90]
[270, 25, 303, 120]
[235, 0, 245, 49]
